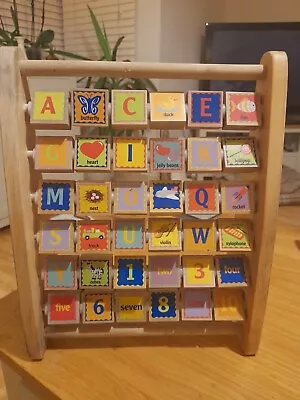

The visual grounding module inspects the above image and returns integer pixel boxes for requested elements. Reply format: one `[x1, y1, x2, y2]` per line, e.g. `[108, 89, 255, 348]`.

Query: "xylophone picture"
[0, 47, 288, 360]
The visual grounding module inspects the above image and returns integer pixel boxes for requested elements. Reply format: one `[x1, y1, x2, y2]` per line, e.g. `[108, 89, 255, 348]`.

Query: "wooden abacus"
[0, 46, 287, 360]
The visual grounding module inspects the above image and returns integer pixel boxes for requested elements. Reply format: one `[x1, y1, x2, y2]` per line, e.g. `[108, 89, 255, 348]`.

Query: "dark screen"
[206, 28, 300, 110]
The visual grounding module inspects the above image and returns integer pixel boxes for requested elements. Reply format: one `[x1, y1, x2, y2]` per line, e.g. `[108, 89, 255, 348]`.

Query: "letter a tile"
[187, 138, 222, 172]
[31, 91, 69, 129]
[187, 91, 223, 128]
[38, 181, 74, 215]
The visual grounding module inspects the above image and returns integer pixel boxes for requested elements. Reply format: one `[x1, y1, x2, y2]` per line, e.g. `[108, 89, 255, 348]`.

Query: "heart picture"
[80, 141, 104, 159]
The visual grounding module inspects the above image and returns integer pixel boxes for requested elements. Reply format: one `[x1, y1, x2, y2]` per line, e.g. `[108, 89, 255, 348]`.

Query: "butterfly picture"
[78, 95, 101, 115]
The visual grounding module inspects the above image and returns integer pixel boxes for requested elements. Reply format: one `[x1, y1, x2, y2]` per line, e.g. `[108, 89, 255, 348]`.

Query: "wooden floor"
[0, 207, 299, 399]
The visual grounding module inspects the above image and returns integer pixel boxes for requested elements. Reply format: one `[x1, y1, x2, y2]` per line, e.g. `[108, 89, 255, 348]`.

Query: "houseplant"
[0, 0, 55, 59]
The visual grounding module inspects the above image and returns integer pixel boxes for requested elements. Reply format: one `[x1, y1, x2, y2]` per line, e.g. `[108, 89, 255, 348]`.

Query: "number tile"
[183, 256, 215, 288]
[114, 257, 146, 289]
[149, 291, 179, 321]
[115, 293, 147, 323]
[82, 292, 114, 323]
[182, 289, 212, 321]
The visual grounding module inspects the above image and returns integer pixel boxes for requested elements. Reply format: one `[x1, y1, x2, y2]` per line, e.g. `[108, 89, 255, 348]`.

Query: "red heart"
[80, 141, 104, 159]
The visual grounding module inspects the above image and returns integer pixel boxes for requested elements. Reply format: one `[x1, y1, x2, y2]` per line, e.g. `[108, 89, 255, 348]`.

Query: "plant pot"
[26, 46, 42, 60]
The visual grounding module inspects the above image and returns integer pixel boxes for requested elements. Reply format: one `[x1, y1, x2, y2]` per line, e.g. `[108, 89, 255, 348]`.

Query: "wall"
[222, 0, 300, 22]
[135, 0, 207, 91]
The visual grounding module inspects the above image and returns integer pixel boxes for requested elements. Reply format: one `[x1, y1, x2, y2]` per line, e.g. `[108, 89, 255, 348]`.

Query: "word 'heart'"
[80, 141, 104, 159]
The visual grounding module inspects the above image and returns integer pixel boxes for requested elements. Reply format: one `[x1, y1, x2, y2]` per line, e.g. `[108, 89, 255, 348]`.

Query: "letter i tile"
[38, 181, 74, 215]
[113, 138, 147, 171]
[187, 138, 222, 172]
[47, 292, 80, 325]
[44, 257, 77, 290]
[149, 291, 179, 321]
[185, 181, 219, 214]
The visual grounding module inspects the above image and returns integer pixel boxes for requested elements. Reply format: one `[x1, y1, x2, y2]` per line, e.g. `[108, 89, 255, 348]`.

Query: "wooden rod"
[19, 60, 265, 80]
[45, 322, 242, 339]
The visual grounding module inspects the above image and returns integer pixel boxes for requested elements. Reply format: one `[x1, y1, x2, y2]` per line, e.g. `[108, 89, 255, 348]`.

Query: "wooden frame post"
[244, 51, 288, 355]
[0, 47, 45, 359]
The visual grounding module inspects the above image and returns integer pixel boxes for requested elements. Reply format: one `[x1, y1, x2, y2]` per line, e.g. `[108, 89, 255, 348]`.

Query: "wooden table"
[0, 207, 300, 400]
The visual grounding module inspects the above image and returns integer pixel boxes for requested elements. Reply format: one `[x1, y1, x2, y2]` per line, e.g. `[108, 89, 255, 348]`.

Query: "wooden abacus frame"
[0, 46, 288, 360]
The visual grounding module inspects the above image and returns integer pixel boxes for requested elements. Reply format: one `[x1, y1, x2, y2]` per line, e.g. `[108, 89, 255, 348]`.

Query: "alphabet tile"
[39, 221, 74, 254]
[31, 91, 69, 128]
[114, 182, 147, 214]
[213, 288, 245, 321]
[114, 257, 146, 289]
[111, 90, 148, 129]
[150, 138, 185, 172]
[77, 222, 110, 253]
[113, 138, 147, 171]
[76, 182, 111, 216]
[150, 92, 186, 129]
[79, 258, 112, 289]
[183, 221, 216, 253]
[149, 291, 179, 321]
[226, 92, 260, 127]
[187, 91, 223, 128]
[218, 221, 252, 252]
[187, 138, 222, 172]
[182, 256, 215, 288]
[114, 220, 145, 250]
[116, 293, 147, 323]
[72, 89, 108, 127]
[44, 257, 77, 290]
[149, 256, 181, 288]
[35, 137, 73, 171]
[185, 182, 219, 214]
[82, 293, 114, 323]
[222, 138, 258, 168]
[221, 182, 253, 214]
[38, 181, 74, 215]
[75, 138, 109, 171]
[182, 289, 212, 321]
[149, 219, 181, 251]
[216, 256, 248, 287]
[47, 293, 80, 325]
[150, 181, 183, 213]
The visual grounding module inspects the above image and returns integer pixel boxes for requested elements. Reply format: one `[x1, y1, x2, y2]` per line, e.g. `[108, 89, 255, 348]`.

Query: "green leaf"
[0, 16, 5, 31]
[111, 36, 124, 61]
[87, 5, 111, 60]
[0, 29, 14, 45]
[10, 5, 20, 36]
[94, 77, 107, 89]
[86, 76, 92, 88]
[35, 30, 54, 46]
[52, 49, 92, 60]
